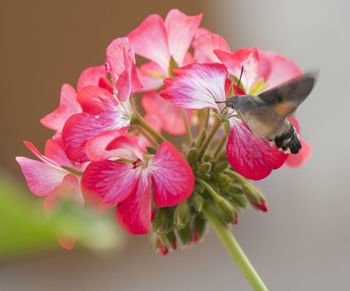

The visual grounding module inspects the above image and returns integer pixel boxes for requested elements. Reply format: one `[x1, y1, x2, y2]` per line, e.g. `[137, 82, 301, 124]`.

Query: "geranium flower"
[16, 140, 84, 249]
[81, 134, 194, 234]
[127, 9, 201, 135]
[160, 62, 289, 180]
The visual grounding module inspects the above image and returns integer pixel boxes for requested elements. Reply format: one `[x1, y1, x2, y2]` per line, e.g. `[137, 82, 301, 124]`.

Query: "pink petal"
[285, 139, 312, 167]
[44, 173, 81, 215]
[81, 160, 140, 210]
[40, 84, 81, 134]
[164, 9, 202, 66]
[128, 14, 170, 72]
[160, 63, 228, 110]
[137, 61, 166, 92]
[76, 85, 118, 115]
[16, 156, 67, 196]
[148, 142, 194, 207]
[45, 138, 74, 168]
[226, 119, 288, 180]
[115, 171, 151, 234]
[193, 32, 231, 63]
[86, 130, 143, 162]
[76, 65, 108, 92]
[57, 235, 77, 250]
[194, 27, 211, 39]
[23, 141, 61, 167]
[142, 92, 192, 135]
[105, 37, 142, 100]
[215, 47, 260, 92]
[259, 51, 302, 88]
[61, 112, 123, 162]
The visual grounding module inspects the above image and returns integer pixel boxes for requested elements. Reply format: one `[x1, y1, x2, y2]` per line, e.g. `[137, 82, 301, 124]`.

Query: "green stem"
[130, 113, 166, 144]
[202, 203, 269, 291]
[198, 116, 221, 160]
[181, 109, 192, 144]
[136, 125, 158, 148]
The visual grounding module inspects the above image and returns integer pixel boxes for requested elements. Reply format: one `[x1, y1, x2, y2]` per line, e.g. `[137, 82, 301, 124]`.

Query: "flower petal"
[61, 112, 122, 162]
[76, 65, 108, 92]
[193, 32, 231, 63]
[44, 138, 74, 168]
[81, 160, 140, 210]
[86, 130, 143, 162]
[23, 141, 61, 167]
[142, 92, 192, 135]
[215, 47, 260, 92]
[105, 37, 142, 100]
[43, 173, 81, 215]
[137, 61, 165, 92]
[40, 84, 81, 134]
[165, 9, 202, 66]
[128, 14, 170, 72]
[285, 138, 312, 167]
[160, 63, 228, 110]
[259, 51, 302, 88]
[16, 156, 67, 196]
[226, 119, 287, 180]
[115, 171, 151, 234]
[148, 142, 194, 207]
[76, 85, 118, 115]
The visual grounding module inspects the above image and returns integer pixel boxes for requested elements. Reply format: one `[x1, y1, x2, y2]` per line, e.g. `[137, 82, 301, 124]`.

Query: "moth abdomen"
[273, 123, 301, 154]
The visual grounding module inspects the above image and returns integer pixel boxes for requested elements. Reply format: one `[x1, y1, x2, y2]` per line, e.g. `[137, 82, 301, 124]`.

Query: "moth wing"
[258, 71, 318, 118]
[236, 95, 288, 139]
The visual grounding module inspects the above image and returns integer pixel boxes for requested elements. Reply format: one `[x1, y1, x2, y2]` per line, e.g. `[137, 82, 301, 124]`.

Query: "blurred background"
[1, 0, 349, 290]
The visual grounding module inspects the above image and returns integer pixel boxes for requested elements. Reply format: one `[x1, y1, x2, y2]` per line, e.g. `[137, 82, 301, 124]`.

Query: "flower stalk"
[203, 203, 269, 291]
[130, 113, 166, 144]
[198, 115, 221, 160]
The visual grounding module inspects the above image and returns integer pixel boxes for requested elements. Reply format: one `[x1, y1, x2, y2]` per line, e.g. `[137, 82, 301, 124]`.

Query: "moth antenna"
[235, 65, 244, 96]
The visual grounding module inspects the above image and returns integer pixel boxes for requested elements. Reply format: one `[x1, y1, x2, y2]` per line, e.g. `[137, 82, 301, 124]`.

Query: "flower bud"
[216, 196, 237, 223]
[213, 161, 229, 172]
[227, 184, 243, 195]
[174, 201, 191, 228]
[157, 238, 169, 256]
[192, 215, 207, 243]
[163, 231, 177, 251]
[177, 224, 192, 246]
[231, 194, 248, 208]
[192, 193, 204, 212]
[243, 184, 268, 212]
[187, 147, 198, 166]
[199, 162, 211, 175]
[204, 155, 213, 162]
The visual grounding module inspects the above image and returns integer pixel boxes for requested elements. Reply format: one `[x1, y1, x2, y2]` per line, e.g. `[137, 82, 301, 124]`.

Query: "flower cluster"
[17, 9, 311, 253]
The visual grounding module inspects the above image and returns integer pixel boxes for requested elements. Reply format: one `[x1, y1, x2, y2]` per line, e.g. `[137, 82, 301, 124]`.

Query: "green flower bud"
[213, 161, 229, 172]
[192, 193, 204, 212]
[177, 224, 192, 246]
[231, 194, 248, 208]
[187, 147, 198, 166]
[199, 162, 212, 175]
[216, 196, 237, 223]
[227, 184, 243, 195]
[192, 216, 207, 242]
[174, 201, 191, 228]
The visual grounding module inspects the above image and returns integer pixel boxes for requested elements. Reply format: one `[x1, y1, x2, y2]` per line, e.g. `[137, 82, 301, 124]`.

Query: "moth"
[221, 68, 318, 154]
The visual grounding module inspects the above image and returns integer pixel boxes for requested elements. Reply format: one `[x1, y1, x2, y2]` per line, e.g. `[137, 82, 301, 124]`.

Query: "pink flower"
[61, 85, 130, 162]
[142, 92, 192, 135]
[127, 10, 201, 135]
[160, 62, 289, 180]
[16, 140, 84, 249]
[284, 116, 312, 167]
[105, 37, 143, 101]
[81, 136, 194, 234]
